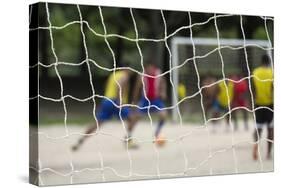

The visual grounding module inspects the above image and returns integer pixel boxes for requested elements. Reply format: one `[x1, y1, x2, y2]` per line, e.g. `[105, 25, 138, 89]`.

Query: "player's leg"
[72, 121, 103, 151]
[231, 100, 238, 131]
[240, 99, 249, 131]
[252, 107, 265, 160]
[224, 112, 231, 132]
[153, 98, 167, 138]
[211, 100, 220, 133]
[72, 99, 113, 152]
[122, 107, 139, 139]
[232, 110, 238, 131]
[148, 98, 167, 147]
[267, 126, 273, 159]
[203, 97, 211, 117]
[120, 106, 140, 149]
[242, 109, 249, 131]
[266, 107, 274, 159]
[253, 127, 263, 160]
[155, 110, 167, 137]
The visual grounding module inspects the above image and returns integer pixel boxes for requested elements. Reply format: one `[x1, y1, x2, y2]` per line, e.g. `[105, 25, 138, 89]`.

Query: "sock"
[155, 120, 164, 137]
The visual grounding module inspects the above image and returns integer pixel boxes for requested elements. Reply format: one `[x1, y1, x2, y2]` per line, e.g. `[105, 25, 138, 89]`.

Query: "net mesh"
[29, 2, 274, 185]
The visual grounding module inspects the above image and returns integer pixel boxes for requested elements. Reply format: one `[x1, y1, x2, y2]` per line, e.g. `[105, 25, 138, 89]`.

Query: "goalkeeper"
[72, 68, 139, 151]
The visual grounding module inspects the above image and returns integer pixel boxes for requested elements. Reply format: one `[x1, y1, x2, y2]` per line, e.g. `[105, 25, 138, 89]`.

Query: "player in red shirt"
[231, 74, 249, 131]
[133, 63, 167, 143]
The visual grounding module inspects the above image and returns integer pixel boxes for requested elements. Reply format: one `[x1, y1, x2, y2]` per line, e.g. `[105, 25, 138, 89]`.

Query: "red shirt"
[144, 67, 161, 100]
[233, 78, 248, 107]
[234, 79, 248, 95]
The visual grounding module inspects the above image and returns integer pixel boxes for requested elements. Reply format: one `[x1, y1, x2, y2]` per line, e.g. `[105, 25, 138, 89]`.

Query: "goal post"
[171, 37, 273, 122]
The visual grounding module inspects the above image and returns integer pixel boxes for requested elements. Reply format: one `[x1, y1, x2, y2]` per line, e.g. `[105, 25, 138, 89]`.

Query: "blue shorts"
[212, 100, 228, 113]
[96, 99, 130, 121]
[138, 97, 165, 113]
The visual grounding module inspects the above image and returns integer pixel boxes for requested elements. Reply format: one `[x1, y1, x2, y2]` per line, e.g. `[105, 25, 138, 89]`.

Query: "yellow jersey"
[178, 83, 187, 100]
[217, 81, 234, 107]
[104, 71, 128, 103]
[252, 66, 273, 105]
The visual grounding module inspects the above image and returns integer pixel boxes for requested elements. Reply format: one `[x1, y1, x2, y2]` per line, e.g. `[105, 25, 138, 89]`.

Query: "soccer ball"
[155, 135, 166, 147]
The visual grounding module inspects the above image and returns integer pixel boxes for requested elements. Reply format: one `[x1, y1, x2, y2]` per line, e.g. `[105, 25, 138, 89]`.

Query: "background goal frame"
[171, 37, 273, 122]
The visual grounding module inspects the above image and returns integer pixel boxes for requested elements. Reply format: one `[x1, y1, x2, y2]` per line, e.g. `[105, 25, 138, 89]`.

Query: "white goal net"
[29, 2, 274, 186]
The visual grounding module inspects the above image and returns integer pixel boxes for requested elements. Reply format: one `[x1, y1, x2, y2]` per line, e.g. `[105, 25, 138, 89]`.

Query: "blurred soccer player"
[231, 74, 249, 131]
[178, 82, 187, 113]
[211, 80, 234, 132]
[201, 74, 219, 117]
[132, 63, 167, 144]
[72, 69, 139, 151]
[178, 82, 187, 101]
[252, 55, 273, 160]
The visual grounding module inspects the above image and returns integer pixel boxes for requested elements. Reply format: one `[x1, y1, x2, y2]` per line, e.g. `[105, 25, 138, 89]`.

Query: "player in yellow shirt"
[211, 79, 234, 132]
[252, 55, 274, 160]
[72, 69, 139, 151]
[178, 82, 187, 113]
[178, 83, 187, 100]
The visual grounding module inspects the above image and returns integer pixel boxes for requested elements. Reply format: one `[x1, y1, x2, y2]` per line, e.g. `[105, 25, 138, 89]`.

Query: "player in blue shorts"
[132, 63, 167, 144]
[72, 69, 139, 151]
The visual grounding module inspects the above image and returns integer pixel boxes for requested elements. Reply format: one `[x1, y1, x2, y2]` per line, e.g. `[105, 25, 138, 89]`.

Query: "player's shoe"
[154, 134, 166, 147]
[124, 137, 139, 149]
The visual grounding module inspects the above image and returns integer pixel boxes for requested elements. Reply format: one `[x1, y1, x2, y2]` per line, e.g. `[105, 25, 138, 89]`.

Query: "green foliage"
[39, 3, 273, 78]
[253, 26, 268, 40]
